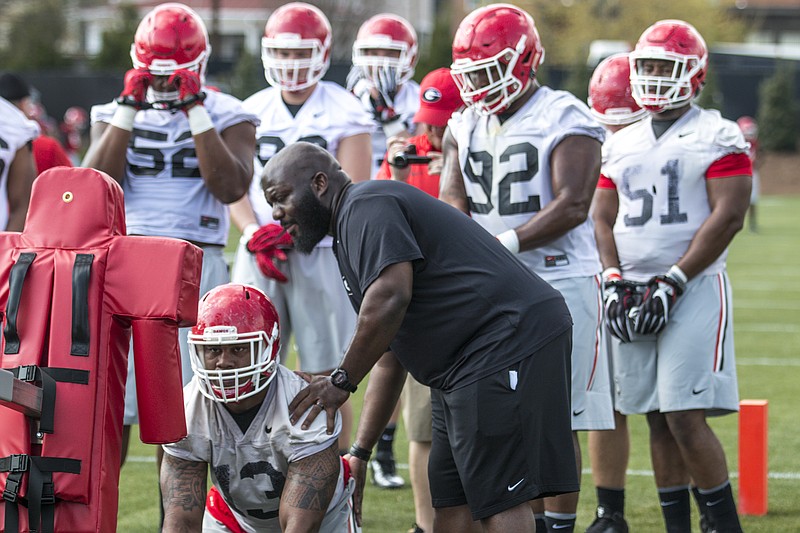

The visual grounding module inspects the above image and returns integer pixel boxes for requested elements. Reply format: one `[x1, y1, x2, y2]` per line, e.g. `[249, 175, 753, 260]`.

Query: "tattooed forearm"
[161, 452, 207, 530]
[282, 444, 339, 511]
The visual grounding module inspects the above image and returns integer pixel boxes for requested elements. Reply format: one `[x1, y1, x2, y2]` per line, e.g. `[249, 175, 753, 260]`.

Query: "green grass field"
[117, 196, 800, 532]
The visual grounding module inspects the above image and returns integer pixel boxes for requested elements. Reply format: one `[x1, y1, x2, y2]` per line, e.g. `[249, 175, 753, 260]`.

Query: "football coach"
[262, 141, 577, 533]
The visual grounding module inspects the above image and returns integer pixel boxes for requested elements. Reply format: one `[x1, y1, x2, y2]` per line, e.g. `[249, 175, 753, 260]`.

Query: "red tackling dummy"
[0, 167, 201, 532]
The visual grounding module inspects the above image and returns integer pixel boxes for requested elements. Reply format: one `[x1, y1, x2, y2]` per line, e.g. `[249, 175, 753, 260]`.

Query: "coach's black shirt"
[332, 180, 572, 391]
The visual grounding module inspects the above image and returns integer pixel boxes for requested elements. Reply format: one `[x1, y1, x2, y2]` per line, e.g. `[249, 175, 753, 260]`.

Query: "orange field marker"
[739, 399, 768, 516]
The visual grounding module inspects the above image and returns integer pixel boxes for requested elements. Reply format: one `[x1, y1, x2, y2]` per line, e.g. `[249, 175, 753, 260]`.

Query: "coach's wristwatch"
[330, 368, 357, 393]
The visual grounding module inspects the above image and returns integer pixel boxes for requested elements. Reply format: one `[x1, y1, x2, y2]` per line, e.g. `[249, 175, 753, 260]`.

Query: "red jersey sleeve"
[597, 174, 617, 190]
[705, 152, 752, 179]
[375, 152, 392, 181]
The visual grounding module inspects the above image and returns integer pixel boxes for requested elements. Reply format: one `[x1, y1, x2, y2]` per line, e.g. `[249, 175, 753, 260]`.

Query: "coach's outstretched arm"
[289, 260, 412, 430]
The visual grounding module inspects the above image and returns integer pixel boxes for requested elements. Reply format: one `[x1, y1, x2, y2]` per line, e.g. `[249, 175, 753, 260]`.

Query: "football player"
[349, 16, 422, 488]
[592, 20, 749, 533]
[0, 72, 73, 174]
[349, 13, 421, 178]
[584, 52, 647, 533]
[439, 5, 613, 531]
[161, 283, 358, 532]
[737, 115, 760, 232]
[82, 0, 258, 497]
[227, 2, 372, 457]
[0, 91, 38, 232]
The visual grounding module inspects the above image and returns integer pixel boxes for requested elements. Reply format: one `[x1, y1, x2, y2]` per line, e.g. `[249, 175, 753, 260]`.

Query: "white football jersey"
[602, 106, 749, 282]
[353, 79, 420, 178]
[90, 91, 259, 245]
[243, 81, 373, 248]
[163, 365, 346, 533]
[0, 97, 39, 230]
[449, 86, 605, 281]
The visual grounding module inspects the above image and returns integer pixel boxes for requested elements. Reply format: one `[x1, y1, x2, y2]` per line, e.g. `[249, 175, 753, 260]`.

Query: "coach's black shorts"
[428, 329, 578, 521]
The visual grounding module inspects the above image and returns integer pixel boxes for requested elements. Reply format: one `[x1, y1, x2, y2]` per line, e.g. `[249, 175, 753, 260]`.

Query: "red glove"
[246, 224, 293, 283]
[117, 68, 152, 109]
[168, 69, 206, 111]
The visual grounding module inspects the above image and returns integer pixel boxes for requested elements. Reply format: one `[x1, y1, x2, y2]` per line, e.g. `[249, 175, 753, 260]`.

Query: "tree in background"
[91, 3, 140, 71]
[0, 0, 67, 69]
[758, 64, 799, 152]
[414, 3, 454, 82]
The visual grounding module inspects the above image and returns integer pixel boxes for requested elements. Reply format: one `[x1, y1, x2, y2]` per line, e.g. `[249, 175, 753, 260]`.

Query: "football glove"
[346, 65, 365, 94]
[633, 272, 686, 336]
[374, 64, 399, 111]
[246, 224, 293, 283]
[603, 273, 640, 343]
[167, 69, 206, 111]
[116, 68, 153, 109]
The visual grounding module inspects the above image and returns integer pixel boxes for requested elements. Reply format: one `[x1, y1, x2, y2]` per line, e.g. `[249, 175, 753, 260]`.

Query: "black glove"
[633, 272, 686, 336]
[604, 277, 640, 343]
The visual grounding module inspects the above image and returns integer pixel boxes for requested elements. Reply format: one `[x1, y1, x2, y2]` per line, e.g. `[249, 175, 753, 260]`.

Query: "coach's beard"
[292, 187, 332, 254]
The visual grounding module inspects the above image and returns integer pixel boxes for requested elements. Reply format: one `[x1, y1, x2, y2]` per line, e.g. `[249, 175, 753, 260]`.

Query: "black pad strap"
[10, 366, 89, 433]
[1, 455, 80, 533]
[3, 253, 36, 354]
[70, 254, 94, 356]
[27, 457, 81, 533]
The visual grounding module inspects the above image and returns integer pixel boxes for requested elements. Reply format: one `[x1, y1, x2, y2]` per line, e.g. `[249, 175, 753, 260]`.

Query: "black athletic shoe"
[370, 457, 404, 489]
[585, 506, 629, 533]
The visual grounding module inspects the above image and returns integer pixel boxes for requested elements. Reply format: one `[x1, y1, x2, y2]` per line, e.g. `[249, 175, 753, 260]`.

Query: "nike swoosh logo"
[507, 478, 524, 491]
[660, 500, 679, 507]
[707, 498, 725, 506]
[573, 409, 585, 416]
[692, 388, 707, 395]
[678, 131, 695, 138]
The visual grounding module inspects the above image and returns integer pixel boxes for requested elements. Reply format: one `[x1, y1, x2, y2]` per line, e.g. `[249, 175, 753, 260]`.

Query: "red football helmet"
[588, 53, 647, 127]
[629, 19, 707, 112]
[131, 3, 210, 103]
[737, 115, 758, 141]
[188, 284, 281, 404]
[353, 14, 418, 89]
[450, 3, 544, 116]
[261, 2, 332, 91]
[63, 106, 88, 129]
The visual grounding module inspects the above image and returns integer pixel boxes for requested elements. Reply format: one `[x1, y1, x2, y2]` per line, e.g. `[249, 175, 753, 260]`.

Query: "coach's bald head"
[261, 142, 352, 253]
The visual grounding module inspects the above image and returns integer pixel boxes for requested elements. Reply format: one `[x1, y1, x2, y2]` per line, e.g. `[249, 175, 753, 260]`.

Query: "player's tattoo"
[282, 444, 339, 511]
[161, 453, 207, 521]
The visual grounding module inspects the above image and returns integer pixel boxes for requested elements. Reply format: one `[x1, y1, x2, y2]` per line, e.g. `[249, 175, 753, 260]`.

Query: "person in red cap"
[376, 67, 474, 533]
[376, 67, 463, 198]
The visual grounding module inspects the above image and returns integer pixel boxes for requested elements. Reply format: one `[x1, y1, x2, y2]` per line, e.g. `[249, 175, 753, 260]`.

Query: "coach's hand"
[603, 269, 637, 343]
[344, 454, 368, 526]
[288, 375, 349, 434]
[633, 270, 686, 336]
[116, 68, 152, 109]
[245, 223, 293, 283]
[168, 68, 206, 111]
